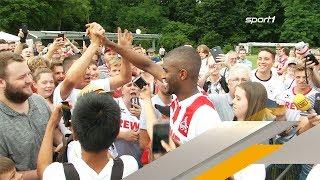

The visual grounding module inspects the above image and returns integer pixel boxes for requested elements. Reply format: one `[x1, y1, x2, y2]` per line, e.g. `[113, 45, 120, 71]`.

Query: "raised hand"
[216, 54, 226, 63]
[64, 37, 72, 46]
[303, 58, 317, 69]
[48, 104, 62, 127]
[85, 22, 105, 46]
[117, 27, 133, 48]
[140, 85, 152, 100]
[48, 37, 64, 52]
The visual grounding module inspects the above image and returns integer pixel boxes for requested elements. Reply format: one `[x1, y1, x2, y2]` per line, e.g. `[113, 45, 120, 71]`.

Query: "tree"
[0, 0, 56, 33]
[198, 30, 223, 48]
[157, 0, 198, 25]
[0, 0, 91, 33]
[246, 0, 285, 43]
[280, 0, 320, 46]
[50, 0, 91, 31]
[160, 21, 197, 50]
[89, 0, 127, 31]
[88, 0, 110, 29]
[1, 0, 319, 50]
[116, 2, 167, 34]
[195, 0, 250, 47]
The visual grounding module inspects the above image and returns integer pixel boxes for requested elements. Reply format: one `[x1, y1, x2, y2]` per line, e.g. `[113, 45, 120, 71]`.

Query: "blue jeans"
[299, 164, 313, 180]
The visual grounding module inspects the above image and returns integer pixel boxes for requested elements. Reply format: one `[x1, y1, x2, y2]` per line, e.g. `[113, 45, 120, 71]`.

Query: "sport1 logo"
[245, 16, 276, 24]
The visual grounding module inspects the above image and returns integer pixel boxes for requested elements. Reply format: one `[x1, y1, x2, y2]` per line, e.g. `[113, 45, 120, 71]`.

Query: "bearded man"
[0, 52, 62, 179]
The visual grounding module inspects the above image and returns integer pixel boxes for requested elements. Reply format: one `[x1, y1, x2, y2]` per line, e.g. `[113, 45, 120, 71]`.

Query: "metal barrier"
[28, 31, 161, 49]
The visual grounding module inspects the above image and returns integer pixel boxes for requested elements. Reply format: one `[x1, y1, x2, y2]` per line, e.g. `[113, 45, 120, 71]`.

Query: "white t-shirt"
[280, 74, 295, 90]
[53, 79, 111, 106]
[113, 97, 146, 166]
[159, 47, 165, 56]
[53, 79, 111, 135]
[250, 69, 285, 101]
[278, 86, 318, 110]
[275, 87, 318, 143]
[307, 164, 320, 180]
[170, 93, 222, 144]
[234, 164, 266, 180]
[114, 97, 146, 132]
[43, 155, 138, 180]
[67, 141, 119, 164]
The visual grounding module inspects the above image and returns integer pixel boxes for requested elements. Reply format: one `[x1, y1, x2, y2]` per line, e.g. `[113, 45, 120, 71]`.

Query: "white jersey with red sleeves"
[170, 92, 222, 144]
[114, 97, 146, 132]
[278, 86, 318, 110]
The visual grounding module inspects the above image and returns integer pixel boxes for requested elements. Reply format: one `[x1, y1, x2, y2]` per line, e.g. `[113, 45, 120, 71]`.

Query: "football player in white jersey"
[103, 41, 222, 144]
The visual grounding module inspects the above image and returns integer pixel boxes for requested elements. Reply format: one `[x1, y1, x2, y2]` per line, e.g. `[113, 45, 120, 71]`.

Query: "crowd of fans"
[0, 22, 319, 180]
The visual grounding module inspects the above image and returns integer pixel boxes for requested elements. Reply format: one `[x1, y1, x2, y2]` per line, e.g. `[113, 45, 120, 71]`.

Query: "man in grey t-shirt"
[209, 64, 251, 121]
[0, 94, 51, 170]
[0, 52, 61, 179]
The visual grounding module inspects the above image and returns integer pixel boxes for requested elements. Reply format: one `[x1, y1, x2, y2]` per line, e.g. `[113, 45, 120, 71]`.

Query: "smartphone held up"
[152, 122, 170, 154]
[132, 76, 148, 89]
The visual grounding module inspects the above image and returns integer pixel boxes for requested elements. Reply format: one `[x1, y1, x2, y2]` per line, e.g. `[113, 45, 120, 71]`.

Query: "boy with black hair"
[37, 92, 138, 179]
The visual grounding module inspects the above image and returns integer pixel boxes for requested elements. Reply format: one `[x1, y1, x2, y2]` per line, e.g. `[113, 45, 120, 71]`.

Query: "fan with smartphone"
[20, 24, 28, 43]
[152, 122, 170, 154]
[132, 76, 148, 89]
[211, 46, 224, 61]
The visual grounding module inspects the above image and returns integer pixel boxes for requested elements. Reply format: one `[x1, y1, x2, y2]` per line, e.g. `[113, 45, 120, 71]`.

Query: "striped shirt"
[170, 92, 222, 144]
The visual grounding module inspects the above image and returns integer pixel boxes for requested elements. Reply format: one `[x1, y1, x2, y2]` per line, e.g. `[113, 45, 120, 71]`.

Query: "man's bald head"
[164, 46, 201, 81]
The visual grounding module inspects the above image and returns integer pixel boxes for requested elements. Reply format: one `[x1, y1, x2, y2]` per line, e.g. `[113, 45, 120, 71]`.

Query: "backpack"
[54, 134, 74, 163]
[63, 158, 124, 180]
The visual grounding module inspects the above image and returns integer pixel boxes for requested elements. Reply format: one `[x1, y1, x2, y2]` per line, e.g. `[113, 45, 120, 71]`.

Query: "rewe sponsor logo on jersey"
[120, 119, 139, 131]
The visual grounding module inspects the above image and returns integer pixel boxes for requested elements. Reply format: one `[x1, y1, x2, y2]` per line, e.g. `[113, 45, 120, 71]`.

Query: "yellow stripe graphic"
[196, 144, 282, 180]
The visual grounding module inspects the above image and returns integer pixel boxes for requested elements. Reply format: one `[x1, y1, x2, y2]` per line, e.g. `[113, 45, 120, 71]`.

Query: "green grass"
[247, 54, 258, 69]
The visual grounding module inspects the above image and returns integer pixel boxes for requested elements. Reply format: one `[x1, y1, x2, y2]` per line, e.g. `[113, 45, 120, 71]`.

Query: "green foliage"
[223, 44, 234, 53]
[116, 3, 167, 33]
[0, 0, 55, 33]
[160, 21, 198, 50]
[156, 0, 197, 24]
[87, 0, 111, 30]
[198, 30, 223, 48]
[0, 0, 91, 33]
[160, 33, 190, 50]
[247, 54, 258, 68]
[51, 0, 91, 31]
[280, 0, 320, 46]
[0, 0, 319, 50]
